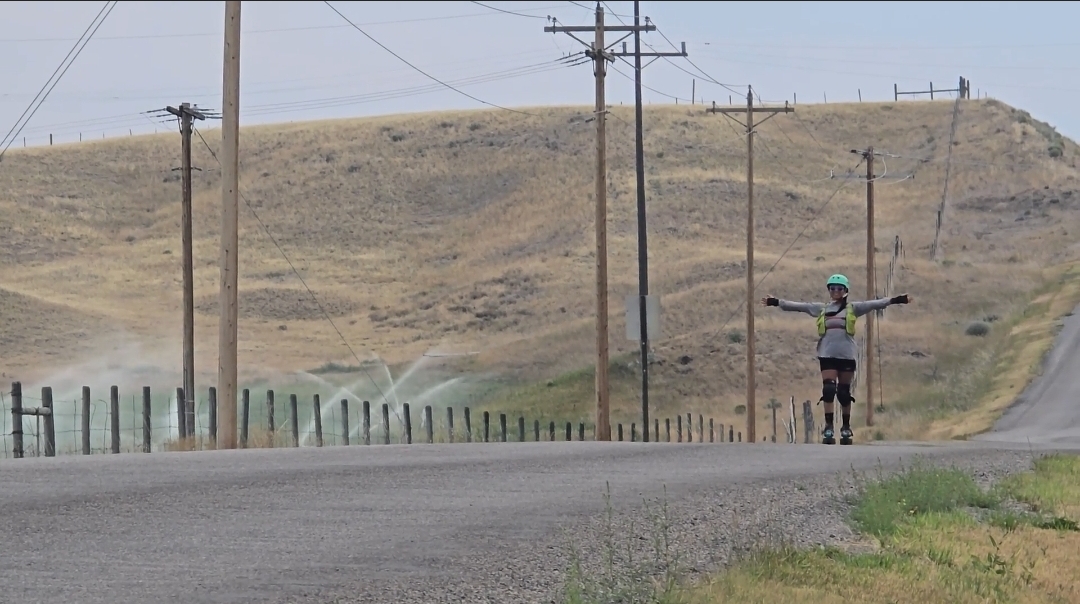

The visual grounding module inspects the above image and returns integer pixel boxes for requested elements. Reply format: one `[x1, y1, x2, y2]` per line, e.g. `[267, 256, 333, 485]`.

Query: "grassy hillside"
[3, 98, 1080, 441]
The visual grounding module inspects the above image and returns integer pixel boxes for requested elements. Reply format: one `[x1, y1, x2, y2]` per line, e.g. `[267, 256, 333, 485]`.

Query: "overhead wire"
[0, 0, 118, 162]
[323, 0, 542, 117]
[14, 54, 586, 140]
[469, 1, 550, 19]
[694, 156, 867, 345]
[240, 55, 588, 118]
[189, 126, 400, 421]
[0, 5, 568, 42]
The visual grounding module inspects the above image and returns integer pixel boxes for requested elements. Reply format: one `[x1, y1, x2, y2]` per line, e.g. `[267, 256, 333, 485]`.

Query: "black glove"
[890, 294, 909, 304]
[765, 296, 779, 307]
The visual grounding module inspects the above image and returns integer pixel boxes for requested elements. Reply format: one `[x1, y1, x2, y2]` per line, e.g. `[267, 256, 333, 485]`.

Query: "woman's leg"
[818, 359, 839, 429]
[836, 364, 857, 431]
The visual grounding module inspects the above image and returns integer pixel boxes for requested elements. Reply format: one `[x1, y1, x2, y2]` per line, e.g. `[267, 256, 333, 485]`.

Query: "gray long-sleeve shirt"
[776, 297, 894, 360]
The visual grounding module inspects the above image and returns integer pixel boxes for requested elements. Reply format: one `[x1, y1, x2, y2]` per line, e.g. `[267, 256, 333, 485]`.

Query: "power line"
[703, 156, 866, 342]
[652, 26, 744, 97]
[239, 55, 587, 118]
[190, 127, 399, 422]
[2, 47, 572, 103]
[323, 1, 542, 117]
[0, 5, 569, 42]
[14, 56, 586, 139]
[0, 0, 118, 162]
[469, 1, 549, 19]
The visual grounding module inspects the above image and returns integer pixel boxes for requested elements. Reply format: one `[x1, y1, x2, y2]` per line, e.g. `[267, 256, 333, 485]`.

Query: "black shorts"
[818, 357, 857, 373]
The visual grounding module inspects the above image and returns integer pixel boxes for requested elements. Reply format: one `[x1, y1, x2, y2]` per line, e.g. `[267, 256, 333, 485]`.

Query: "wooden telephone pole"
[545, 2, 684, 442]
[857, 147, 877, 427]
[706, 88, 793, 444]
[611, 1, 686, 443]
[835, 147, 913, 428]
[165, 102, 206, 438]
[217, 0, 241, 449]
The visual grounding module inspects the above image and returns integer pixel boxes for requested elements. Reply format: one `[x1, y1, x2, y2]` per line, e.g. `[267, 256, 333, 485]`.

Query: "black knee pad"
[821, 379, 837, 403]
[837, 383, 853, 408]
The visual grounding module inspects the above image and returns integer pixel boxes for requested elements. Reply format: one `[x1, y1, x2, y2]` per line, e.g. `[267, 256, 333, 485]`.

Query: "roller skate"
[822, 425, 836, 445]
[839, 426, 854, 445]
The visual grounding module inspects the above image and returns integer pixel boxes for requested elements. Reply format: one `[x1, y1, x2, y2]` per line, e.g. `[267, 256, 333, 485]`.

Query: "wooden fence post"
[240, 388, 249, 448]
[110, 385, 120, 454]
[10, 382, 23, 458]
[313, 394, 323, 447]
[548, 421, 555, 441]
[517, 416, 525, 442]
[42, 386, 55, 457]
[617, 423, 623, 441]
[363, 401, 371, 445]
[266, 389, 275, 438]
[176, 387, 186, 439]
[289, 394, 299, 447]
[381, 403, 390, 444]
[729, 425, 734, 443]
[403, 402, 412, 444]
[653, 419, 658, 443]
[340, 399, 350, 446]
[142, 386, 152, 452]
[464, 407, 472, 443]
[533, 419, 540, 441]
[709, 418, 714, 443]
[565, 422, 571, 441]
[698, 414, 704, 442]
[82, 386, 91, 455]
[686, 413, 692, 443]
[677, 415, 683, 443]
[578, 422, 585, 441]
[631, 423, 636, 442]
[499, 413, 507, 443]
[665, 418, 671, 442]
[424, 405, 433, 444]
[209, 386, 218, 443]
[482, 411, 489, 443]
[447, 407, 454, 443]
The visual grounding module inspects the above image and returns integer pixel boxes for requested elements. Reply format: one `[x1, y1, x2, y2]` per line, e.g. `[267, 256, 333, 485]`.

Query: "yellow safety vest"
[817, 304, 857, 337]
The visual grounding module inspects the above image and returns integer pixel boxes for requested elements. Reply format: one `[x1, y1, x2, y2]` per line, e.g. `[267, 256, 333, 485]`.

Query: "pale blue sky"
[2, 1, 1078, 150]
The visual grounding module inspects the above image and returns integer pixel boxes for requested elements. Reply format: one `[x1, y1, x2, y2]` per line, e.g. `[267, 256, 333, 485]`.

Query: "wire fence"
[2, 382, 812, 459]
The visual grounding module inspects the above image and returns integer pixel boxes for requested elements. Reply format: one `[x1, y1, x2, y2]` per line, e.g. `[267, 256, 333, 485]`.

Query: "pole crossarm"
[165, 105, 209, 121]
[545, 24, 654, 33]
[707, 102, 793, 129]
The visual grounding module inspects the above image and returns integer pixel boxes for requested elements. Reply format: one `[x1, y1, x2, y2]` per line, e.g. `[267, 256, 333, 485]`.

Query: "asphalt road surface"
[2, 308, 1079, 603]
[976, 302, 1080, 446]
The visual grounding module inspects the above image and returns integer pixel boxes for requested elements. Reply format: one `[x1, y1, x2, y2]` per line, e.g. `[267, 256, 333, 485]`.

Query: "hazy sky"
[3, 1, 1078, 151]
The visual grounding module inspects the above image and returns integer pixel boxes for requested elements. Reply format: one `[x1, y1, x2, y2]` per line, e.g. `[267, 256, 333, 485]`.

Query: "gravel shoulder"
[2, 440, 1074, 604]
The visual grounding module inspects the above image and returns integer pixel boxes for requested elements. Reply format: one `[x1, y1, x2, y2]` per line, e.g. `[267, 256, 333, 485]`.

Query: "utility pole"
[837, 147, 912, 429]
[545, 2, 685, 442]
[610, 1, 686, 443]
[218, 0, 241, 450]
[165, 102, 206, 439]
[706, 88, 793, 444]
[863, 147, 876, 428]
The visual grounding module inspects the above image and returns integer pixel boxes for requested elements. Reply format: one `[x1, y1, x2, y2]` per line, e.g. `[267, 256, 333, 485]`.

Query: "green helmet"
[826, 274, 849, 290]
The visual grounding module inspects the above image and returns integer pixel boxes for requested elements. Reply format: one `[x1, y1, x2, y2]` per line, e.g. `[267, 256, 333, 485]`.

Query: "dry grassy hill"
[3, 98, 1080, 441]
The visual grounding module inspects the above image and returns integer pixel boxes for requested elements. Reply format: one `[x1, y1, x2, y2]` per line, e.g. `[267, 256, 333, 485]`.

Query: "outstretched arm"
[762, 296, 823, 318]
[852, 294, 912, 317]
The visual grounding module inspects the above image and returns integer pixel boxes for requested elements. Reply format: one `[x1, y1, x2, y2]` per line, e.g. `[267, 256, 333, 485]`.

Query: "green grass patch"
[678, 453, 1080, 604]
[996, 452, 1080, 521]
[850, 463, 1000, 539]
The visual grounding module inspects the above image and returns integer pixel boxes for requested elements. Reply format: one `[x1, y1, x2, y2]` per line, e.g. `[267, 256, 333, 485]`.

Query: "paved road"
[0, 439, 1073, 604]
[2, 306, 1079, 603]
[977, 301, 1080, 445]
